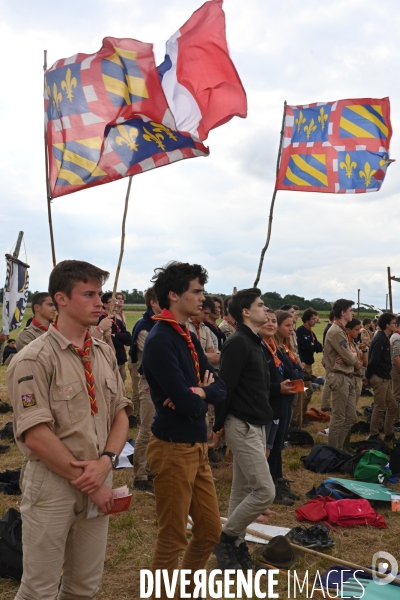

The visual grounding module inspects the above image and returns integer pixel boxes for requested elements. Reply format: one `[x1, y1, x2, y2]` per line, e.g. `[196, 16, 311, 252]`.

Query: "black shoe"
[276, 478, 300, 501]
[273, 484, 294, 506]
[307, 525, 335, 548]
[368, 433, 380, 440]
[0, 401, 12, 414]
[384, 433, 396, 443]
[0, 444, 10, 454]
[235, 542, 263, 571]
[287, 526, 321, 549]
[133, 480, 154, 493]
[214, 532, 243, 571]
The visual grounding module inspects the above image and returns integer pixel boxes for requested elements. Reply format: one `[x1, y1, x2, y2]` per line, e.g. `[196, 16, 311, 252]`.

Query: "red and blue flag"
[276, 98, 393, 193]
[44, 37, 209, 198]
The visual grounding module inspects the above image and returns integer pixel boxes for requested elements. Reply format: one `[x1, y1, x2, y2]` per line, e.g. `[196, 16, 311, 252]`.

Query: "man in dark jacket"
[295, 307, 323, 421]
[99, 292, 132, 382]
[213, 288, 275, 571]
[366, 312, 398, 442]
[142, 262, 226, 599]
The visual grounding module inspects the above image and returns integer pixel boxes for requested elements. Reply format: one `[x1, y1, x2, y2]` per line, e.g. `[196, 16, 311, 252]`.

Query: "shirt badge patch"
[22, 394, 36, 408]
[340, 340, 348, 349]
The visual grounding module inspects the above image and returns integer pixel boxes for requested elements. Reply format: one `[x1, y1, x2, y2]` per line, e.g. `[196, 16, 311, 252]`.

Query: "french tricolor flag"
[158, 0, 247, 141]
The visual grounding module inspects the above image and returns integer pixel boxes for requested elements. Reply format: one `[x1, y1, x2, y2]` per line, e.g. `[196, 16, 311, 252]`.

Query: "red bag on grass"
[296, 496, 387, 529]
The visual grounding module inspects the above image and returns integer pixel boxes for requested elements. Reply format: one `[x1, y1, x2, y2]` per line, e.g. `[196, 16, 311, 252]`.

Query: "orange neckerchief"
[189, 317, 202, 341]
[153, 309, 201, 385]
[304, 323, 315, 344]
[32, 318, 48, 332]
[282, 342, 297, 364]
[262, 337, 281, 368]
[223, 317, 236, 329]
[52, 319, 98, 415]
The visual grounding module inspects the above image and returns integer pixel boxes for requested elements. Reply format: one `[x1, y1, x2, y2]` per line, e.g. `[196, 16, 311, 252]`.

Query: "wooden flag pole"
[388, 267, 393, 313]
[254, 101, 287, 287]
[43, 50, 57, 267]
[108, 177, 133, 315]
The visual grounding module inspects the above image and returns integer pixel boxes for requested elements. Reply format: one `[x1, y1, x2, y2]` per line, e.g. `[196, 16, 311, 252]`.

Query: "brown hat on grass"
[261, 535, 300, 569]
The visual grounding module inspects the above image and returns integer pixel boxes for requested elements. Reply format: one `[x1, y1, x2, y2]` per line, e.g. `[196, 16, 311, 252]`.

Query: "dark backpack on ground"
[389, 441, 400, 475]
[349, 438, 390, 455]
[339, 450, 368, 476]
[286, 428, 314, 447]
[0, 508, 23, 581]
[301, 444, 352, 473]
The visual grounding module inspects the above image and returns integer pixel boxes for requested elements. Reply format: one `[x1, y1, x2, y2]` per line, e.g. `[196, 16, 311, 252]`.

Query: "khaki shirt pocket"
[52, 381, 88, 426]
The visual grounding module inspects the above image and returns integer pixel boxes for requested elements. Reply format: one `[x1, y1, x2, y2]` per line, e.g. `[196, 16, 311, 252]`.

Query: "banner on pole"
[276, 97, 394, 193]
[2, 256, 29, 335]
[44, 37, 209, 198]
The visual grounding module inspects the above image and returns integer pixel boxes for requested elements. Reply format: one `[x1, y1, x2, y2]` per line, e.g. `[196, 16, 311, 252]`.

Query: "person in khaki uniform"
[6, 260, 132, 600]
[187, 314, 219, 365]
[219, 296, 236, 339]
[16, 292, 57, 351]
[131, 287, 161, 493]
[323, 299, 362, 449]
[345, 318, 369, 404]
[390, 316, 400, 422]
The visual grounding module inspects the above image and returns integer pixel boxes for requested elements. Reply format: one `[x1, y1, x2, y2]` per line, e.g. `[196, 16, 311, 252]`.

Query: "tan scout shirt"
[6, 326, 132, 462]
[322, 322, 359, 374]
[219, 318, 236, 339]
[16, 323, 47, 351]
[187, 320, 216, 352]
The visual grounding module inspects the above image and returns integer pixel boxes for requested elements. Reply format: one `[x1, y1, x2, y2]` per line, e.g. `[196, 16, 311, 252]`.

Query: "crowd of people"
[1, 259, 399, 599]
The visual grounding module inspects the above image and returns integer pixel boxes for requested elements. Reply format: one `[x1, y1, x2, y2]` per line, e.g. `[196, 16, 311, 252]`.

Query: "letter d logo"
[371, 551, 398, 586]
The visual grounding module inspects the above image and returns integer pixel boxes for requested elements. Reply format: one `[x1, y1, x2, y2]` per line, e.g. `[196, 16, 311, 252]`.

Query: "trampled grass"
[0, 319, 399, 599]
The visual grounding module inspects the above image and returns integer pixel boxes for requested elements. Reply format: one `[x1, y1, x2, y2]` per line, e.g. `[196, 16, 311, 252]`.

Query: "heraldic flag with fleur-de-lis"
[44, 37, 210, 198]
[276, 98, 394, 194]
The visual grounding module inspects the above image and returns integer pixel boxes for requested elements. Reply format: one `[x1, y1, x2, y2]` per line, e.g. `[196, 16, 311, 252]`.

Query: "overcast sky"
[1, 0, 399, 310]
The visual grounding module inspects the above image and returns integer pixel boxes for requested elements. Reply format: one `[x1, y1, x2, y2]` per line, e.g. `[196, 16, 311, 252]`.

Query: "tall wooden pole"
[13, 231, 24, 259]
[388, 267, 393, 313]
[44, 50, 57, 267]
[357, 289, 360, 317]
[109, 177, 133, 314]
[254, 101, 287, 287]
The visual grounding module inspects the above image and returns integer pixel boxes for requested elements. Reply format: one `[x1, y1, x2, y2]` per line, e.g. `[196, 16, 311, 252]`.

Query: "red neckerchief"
[32, 319, 48, 332]
[223, 317, 236, 329]
[262, 337, 281, 368]
[189, 317, 201, 341]
[304, 323, 315, 344]
[153, 309, 201, 385]
[52, 318, 98, 415]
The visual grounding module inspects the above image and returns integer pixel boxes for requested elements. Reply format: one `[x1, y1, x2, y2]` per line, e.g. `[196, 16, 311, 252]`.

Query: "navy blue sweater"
[261, 343, 285, 420]
[142, 320, 226, 443]
[296, 325, 323, 365]
[366, 330, 392, 380]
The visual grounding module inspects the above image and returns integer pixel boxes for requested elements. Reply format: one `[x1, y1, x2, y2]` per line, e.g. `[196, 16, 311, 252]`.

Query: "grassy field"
[0, 317, 399, 599]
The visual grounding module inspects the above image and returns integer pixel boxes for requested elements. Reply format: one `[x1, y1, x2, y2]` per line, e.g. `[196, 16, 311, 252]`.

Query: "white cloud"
[1, 0, 400, 308]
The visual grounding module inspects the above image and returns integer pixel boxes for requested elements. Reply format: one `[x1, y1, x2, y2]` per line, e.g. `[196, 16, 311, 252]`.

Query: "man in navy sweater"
[295, 307, 323, 422]
[142, 261, 226, 599]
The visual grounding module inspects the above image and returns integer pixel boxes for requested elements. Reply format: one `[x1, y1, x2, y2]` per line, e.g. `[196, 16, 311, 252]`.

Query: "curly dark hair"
[151, 261, 208, 309]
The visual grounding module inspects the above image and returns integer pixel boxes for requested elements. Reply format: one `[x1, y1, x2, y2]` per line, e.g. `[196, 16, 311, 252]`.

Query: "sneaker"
[318, 428, 329, 437]
[133, 480, 154, 493]
[276, 478, 300, 501]
[235, 542, 263, 571]
[384, 433, 396, 443]
[0, 401, 12, 413]
[273, 484, 294, 506]
[287, 526, 321, 549]
[0, 444, 10, 454]
[214, 532, 243, 571]
[307, 525, 335, 548]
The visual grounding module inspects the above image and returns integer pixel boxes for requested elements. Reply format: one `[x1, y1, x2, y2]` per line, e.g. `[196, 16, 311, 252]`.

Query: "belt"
[353, 373, 362, 379]
[331, 370, 354, 379]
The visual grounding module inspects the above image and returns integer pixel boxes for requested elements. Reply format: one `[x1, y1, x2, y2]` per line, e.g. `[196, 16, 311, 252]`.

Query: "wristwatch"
[101, 451, 119, 469]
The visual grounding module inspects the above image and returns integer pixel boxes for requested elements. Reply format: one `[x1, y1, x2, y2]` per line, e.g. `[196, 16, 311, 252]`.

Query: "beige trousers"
[128, 357, 140, 418]
[133, 377, 155, 481]
[327, 372, 356, 449]
[16, 461, 110, 600]
[391, 367, 400, 421]
[369, 375, 398, 436]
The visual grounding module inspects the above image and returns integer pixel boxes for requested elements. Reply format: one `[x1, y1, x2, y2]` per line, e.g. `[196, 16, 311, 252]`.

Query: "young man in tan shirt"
[16, 292, 57, 351]
[7, 260, 132, 600]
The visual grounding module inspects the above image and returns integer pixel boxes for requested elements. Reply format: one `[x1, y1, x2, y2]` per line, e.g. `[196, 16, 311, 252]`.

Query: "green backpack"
[354, 450, 392, 484]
